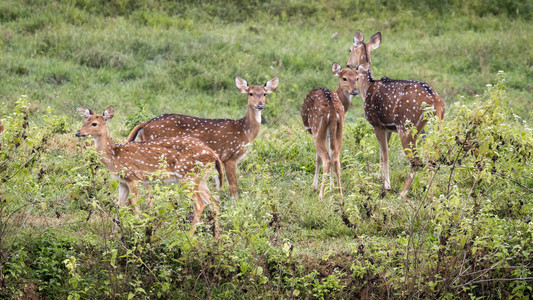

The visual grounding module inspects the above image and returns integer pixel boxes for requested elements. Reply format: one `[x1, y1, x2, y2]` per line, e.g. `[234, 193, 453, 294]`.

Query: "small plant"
[122, 101, 153, 137]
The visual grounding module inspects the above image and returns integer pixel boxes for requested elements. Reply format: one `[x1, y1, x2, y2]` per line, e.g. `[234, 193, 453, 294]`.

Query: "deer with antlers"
[76, 106, 223, 237]
[301, 62, 358, 198]
[126, 77, 279, 197]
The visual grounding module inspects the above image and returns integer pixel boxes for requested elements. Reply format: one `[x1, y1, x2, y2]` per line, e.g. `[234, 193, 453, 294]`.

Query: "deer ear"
[332, 62, 342, 76]
[353, 30, 364, 45]
[264, 77, 279, 93]
[103, 106, 114, 121]
[235, 77, 249, 93]
[367, 32, 381, 51]
[78, 106, 94, 119]
[357, 64, 369, 74]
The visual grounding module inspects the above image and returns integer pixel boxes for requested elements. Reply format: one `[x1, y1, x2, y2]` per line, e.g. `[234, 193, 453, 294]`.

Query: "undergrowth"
[0, 71, 531, 298]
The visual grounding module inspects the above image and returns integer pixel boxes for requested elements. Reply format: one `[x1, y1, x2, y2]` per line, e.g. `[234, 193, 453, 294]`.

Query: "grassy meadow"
[0, 0, 532, 298]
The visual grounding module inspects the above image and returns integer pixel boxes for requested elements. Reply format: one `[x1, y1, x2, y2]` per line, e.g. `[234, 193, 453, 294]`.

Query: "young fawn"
[356, 63, 445, 196]
[301, 62, 358, 198]
[126, 77, 279, 197]
[76, 106, 223, 237]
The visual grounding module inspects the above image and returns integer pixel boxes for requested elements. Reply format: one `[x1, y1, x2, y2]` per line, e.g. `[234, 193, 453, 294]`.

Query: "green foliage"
[122, 101, 153, 136]
[0, 1, 532, 298]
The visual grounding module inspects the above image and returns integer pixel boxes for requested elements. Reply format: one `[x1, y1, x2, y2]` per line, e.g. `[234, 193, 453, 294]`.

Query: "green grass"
[1, 1, 532, 298]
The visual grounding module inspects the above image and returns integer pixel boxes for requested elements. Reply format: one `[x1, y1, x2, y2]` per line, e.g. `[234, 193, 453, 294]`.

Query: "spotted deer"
[76, 106, 223, 237]
[356, 63, 445, 196]
[126, 77, 279, 197]
[346, 30, 381, 70]
[301, 62, 358, 198]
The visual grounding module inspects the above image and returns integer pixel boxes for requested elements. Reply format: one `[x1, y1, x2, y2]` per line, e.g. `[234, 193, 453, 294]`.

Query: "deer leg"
[144, 183, 154, 208]
[319, 158, 331, 199]
[118, 181, 130, 207]
[314, 129, 330, 199]
[333, 159, 343, 197]
[374, 128, 391, 190]
[326, 131, 335, 192]
[224, 160, 238, 198]
[202, 174, 220, 238]
[313, 153, 322, 190]
[333, 121, 344, 197]
[189, 180, 209, 236]
[398, 129, 422, 197]
[128, 181, 140, 211]
[386, 131, 393, 143]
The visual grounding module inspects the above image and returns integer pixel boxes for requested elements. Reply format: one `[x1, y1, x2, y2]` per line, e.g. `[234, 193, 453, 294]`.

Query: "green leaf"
[110, 249, 117, 269]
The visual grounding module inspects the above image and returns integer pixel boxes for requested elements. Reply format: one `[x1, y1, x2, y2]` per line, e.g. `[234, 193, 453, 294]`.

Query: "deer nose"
[351, 89, 359, 96]
[75, 131, 82, 137]
[256, 102, 264, 110]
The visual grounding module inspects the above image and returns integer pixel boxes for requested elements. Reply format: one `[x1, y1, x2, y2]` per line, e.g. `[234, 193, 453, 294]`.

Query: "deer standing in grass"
[301, 62, 358, 198]
[355, 62, 445, 196]
[126, 77, 279, 197]
[76, 106, 223, 237]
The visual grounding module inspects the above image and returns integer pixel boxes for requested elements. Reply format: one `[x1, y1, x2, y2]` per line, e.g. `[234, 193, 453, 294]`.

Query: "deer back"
[76, 106, 221, 184]
[302, 88, 345, 135]
[127, 114, 252, 162]
[126, 77, 279, 164]
[108, 136, 220, 183]
[357, 64, 445, 132]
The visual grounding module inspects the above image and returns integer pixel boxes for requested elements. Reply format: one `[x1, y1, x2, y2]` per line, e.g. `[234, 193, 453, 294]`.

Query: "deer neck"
[336, 86, 352, 112]
[359, 69, 375, 101]
[241, 105, 262, 141]
[93, 132, 115, 166]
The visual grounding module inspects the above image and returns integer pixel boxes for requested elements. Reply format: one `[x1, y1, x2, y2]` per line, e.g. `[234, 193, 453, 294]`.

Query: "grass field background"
[0, 1, 532, 298]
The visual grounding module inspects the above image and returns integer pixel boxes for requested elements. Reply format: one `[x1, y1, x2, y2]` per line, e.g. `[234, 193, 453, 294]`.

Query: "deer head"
[332, 62, 358, 112]
[236, 76, 279, 113]
[76, 106, 114, 139]
[346, 30, 381, 69]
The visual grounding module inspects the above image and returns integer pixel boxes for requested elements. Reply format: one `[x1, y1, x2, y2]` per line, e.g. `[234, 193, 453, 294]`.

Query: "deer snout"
[256, 102, 265, 110]
[75, 131, 84, 137]
[351, 89, 359, 96]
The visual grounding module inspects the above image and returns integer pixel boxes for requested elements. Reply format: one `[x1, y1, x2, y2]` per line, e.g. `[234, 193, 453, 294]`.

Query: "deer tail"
[126, 122, 147, 142]
[434, 100, 445, 131]
[436, 102, 445, 121]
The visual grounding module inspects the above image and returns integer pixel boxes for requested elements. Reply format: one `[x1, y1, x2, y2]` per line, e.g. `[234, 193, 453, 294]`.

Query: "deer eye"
[92, 122, 97, 126]
[249, 93, 253, 96]
[264, 93, 267, 96]
[343, 78, 347, 81]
